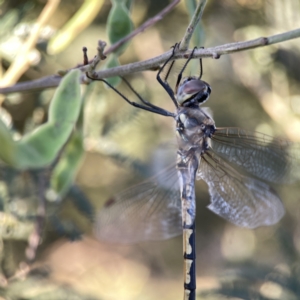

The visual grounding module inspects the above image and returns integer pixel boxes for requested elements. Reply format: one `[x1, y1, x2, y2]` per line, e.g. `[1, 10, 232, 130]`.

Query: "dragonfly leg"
[83, 46, 175, 117]
[121, 76, 173, 113]
[175, 46, 198, 92]
[86, 74, 175, 117]
[198, 47, 204, 80]
[156, 43, 179, 108]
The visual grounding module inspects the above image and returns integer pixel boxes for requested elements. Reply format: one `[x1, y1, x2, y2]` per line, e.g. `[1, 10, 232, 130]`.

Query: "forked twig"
[1, 27, 300, 95]
[104, 0, 180, 56]
[75, 0, 180, 67]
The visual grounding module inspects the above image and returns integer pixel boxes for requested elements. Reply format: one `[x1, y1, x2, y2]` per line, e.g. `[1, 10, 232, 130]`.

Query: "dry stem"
[1, 27, 300, 94]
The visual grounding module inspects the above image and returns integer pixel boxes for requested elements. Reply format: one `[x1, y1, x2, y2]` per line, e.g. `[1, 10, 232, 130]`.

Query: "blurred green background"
[0, 0, 300, 299]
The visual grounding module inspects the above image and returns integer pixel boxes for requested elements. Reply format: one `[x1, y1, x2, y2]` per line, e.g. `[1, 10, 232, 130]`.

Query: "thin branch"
[0, 0, 179, 93]
[84, 40, 107, 73]
[179, 0, 207, 51]
[1, 28, 300, 94]
[212, 28, 300, 52]
[84, 27, 300, 76]
[74, 0, 179, 68]
[104, 0, 180, 56]
[0, 75, 62, 94]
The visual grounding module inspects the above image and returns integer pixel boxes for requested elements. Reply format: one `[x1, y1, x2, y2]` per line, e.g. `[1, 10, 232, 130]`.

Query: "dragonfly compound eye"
[177, 79, 211, 107]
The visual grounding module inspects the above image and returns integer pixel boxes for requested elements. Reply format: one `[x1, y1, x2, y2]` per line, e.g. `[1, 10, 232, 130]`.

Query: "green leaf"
[124, 0, 134, 10]
[48, 70, 82, 124]
[107, 0, 133, 55]
[16, 122, 71, 167]
[51, 130, 84, 198]
[0, 120, 16, 166]
[0, 70, 82, 169]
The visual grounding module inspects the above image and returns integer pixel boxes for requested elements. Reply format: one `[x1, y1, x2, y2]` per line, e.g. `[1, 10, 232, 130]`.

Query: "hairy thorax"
[175, 106, 216, 154]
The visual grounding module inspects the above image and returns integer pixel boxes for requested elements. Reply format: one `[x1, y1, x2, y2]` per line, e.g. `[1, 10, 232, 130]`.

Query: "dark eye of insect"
[198, 93, 209, 103]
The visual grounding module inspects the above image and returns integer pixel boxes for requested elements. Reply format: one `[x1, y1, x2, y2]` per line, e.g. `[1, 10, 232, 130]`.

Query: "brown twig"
[179, 0, 207, 51]
[104, 0, 180, 56]
[75, 0, 180, 67]
[1, 28, 300, 94]
[83, 40, 107, 73]
[0, 0, 179, 94]
[78, 27, 300, 77]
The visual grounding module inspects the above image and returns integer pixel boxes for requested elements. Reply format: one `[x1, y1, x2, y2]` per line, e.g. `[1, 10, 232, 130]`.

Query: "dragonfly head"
[176, 76, 211, 107]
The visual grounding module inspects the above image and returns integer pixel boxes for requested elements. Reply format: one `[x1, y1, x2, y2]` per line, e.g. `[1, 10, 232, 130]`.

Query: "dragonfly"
[86, 44, 300, 300]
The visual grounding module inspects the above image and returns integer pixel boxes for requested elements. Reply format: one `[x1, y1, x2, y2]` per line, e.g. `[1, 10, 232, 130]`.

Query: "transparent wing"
[95, 165, 182, 243]
[212, 128, 300, 184]
[197, 150, 285, 228]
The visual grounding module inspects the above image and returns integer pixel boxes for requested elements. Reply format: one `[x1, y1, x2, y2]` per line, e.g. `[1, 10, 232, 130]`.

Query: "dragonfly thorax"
[176, 76, 211, 107]
[176, 107, 215, 151]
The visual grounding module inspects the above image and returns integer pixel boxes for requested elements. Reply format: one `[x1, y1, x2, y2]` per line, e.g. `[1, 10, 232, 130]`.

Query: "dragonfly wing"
[212, 128, 300, 184]
[95, 166, 182, 243]
[197, 150, 285, 228]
